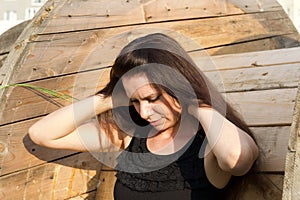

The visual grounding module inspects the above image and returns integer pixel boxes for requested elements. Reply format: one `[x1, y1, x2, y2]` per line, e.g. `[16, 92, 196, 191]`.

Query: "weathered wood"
[0, 152, 102, 200]
[0, 117, 293, 178]
[228, 0, 282, 12]
[205, 33, 300, 56]
[193, 46, 300, 71]
[0, 0, 56, 113]
[0, 68, 110, 125]
[0, 61, 300, 125]
[282, 83, 300, 199]
[69, 191, 97, 200]
[282, 152, 295, 200]
[0, 54, 8, 84]
[206, 63, 300, 92]
[0, 20, 31, 85]
[37, 0, 282, 34]
[0, 20, 31, 55]
[10, 10, 296, 83]
[251, 126, 290, 172]
[96, 170, 116, 200]
[0, 0, 298, 199]
[228, 88, 297, 126]
[239, 174, 283, 200]
[0, 117, 79, 176]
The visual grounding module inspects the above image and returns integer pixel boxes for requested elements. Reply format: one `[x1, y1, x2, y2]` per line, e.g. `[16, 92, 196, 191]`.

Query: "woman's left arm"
[189, 105, 259, 176]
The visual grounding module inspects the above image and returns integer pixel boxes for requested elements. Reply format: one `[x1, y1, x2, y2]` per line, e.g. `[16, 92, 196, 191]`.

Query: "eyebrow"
[130, 93, 159, 101]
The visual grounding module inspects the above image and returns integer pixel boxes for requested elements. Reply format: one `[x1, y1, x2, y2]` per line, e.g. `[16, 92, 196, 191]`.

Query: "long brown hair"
[98, 33, 254, 135]
[97, 33, 263, 198]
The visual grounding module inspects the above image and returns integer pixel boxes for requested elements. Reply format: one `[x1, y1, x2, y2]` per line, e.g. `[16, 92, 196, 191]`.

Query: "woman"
[29, 33, 259, 199]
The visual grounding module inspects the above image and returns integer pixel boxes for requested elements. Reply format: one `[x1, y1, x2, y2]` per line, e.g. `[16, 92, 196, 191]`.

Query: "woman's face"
[122, 74, 182, 133]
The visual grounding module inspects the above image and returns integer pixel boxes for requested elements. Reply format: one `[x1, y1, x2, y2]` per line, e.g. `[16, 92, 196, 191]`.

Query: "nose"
[139, 101, 152, 120]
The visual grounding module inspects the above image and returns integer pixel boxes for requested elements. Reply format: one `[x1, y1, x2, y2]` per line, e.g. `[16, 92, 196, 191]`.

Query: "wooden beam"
[282, 83, 300, 199]
[192, 46, 300, 70]
[0, 66, 297, 125]
[96, 170, 116, 200]
[10, 10, 296, 83]
[0, 116, 293, 176]
[38, 0, 282, 34]
[0, 152, 102, 200]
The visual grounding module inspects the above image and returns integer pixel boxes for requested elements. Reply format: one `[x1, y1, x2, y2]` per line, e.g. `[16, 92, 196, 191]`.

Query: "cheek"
[152, 104, 166, 115]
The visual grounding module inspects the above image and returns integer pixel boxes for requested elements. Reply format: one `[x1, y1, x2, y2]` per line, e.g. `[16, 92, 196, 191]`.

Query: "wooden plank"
[0, 152, 102, 200]
[142, 0, 244, 22]
[0, 20, 30, 55]
[288, 84, 300, 152]
[1, 61, 297, 126]
[282, 152, 295, 200]
[0, 68, 110, 125]
[70, 191, 97, 200]
[38, 0, 282, 34]
[227, 88, 297, 126]
[227, 0, 282, 12]
[0, 0, 57, 116]
[11, 10, 296, 83]
[282, 83, 300, 199]
[203, 33, 300, 56]
[251, 126, 290, 172]
[96, 170, 116, 200]
[0, 54, 8, 84]
[206, 63, 300, 92]
[0, 115, 292, 176]
[0, 117, 78, 176]
[236, 173, 283, 200]
[193, 46, 300, 71]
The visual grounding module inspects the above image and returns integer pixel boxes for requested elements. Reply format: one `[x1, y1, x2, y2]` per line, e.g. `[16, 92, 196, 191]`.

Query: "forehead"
[121, 74, 158, 98]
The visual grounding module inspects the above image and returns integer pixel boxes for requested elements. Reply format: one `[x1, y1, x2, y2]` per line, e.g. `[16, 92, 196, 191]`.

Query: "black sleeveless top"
[115, 129, 225, 199]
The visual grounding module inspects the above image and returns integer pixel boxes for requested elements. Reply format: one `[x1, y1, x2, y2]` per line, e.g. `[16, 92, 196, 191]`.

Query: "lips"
[149, 118, 163, 127]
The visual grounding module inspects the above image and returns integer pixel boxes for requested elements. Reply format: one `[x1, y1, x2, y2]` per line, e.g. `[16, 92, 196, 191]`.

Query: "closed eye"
[130, 94, 161, 104]
[148, 95, 161, 103]
[130, 98, 139, 104]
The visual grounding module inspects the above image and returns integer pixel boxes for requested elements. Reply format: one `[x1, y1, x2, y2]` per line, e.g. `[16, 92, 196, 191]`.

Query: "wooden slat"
[96, 170, 116, 200]
[1, 61, 297, 125]
[0, 117, 78, 176]
[69, 191, 97, 200]
[0, 0, 57, 111]
[0, 20, 30, 55]
[282, 152, 295, 199]
[11, 10, 296, 83]
[228, 88, 297, 126]
[252, 126, 290, 172]
[0, 54, 8, 84]
[192, 46, 300, 71]
[0, 116, 292, 176]
[206, 63, 300, 92]
[38, 0, 282, 34]
[0, 68, 110, 125]
[282, 83, 300, 199]
[141, 0, 244, 22]
[0, 152, 102, 200]
[228, 0, 281, 12]
[203, 33, 300, 56]
[236, 174, 283, 200]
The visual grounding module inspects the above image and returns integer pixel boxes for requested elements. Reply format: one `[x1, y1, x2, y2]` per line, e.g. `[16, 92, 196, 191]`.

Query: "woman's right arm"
[28, 95, 113, 151]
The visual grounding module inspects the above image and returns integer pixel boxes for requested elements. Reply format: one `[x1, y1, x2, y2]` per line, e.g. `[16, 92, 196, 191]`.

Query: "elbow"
[219, 146, 259, 176]
[28, 124, 46, 146]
